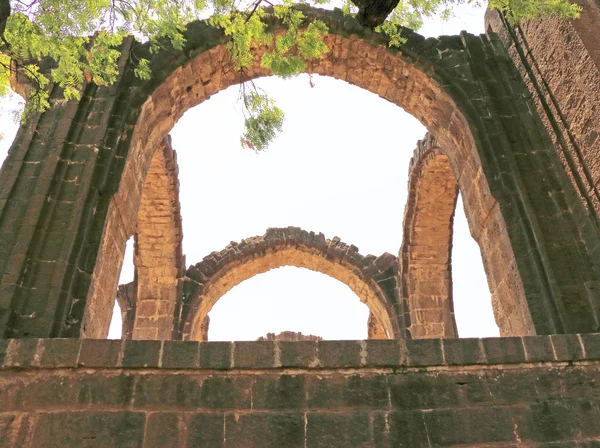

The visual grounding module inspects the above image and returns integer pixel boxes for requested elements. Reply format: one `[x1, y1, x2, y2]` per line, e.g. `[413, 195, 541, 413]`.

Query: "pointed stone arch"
[3, 7, 599, 338]
[81, 13, 599, 337]
[178, 227, 401, 341]
[85, 137, 184, 339]
[401, 134, 535, 338]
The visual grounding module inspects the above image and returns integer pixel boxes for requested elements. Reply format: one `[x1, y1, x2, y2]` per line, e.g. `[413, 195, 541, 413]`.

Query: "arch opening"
[452, 194, 499, 337]
[207, 266, 370, 341]
[111, 236, 135, 339]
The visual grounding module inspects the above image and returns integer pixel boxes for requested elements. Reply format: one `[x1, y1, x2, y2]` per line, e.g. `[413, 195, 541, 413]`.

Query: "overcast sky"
[0, 2, 500, 340]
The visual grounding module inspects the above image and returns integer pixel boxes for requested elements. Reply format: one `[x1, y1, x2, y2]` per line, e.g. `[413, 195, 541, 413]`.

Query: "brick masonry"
[1, 336, 600, 446]
[132, 136, 185, 341]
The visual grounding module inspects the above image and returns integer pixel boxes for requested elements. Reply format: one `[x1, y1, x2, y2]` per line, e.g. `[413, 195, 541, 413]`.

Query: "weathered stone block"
[278, 341, 317, 368]
[3, 339, 39, 368]
[234, 341, 275, 369]
[225, 412, 305, 448]
[198, 341, 231, 369]
[307, 374, 389, 410]
[39, 338, 80, 368]
[487, 369, 540, 404]
[186, 412, 224, 447]
[199, 376, 251, 409]
[251, 375, 306, 410]
[580, 333, 600, 359]
[133, 373, 199, 409]
[318, 340, 361, 368]
[551, 334, 585, 361]
[522, 335, 555, 362]
[122, 340, 162, 368]
[390, 373, 460, 410]
[405, 338, 443, 366]
[364, 340, 400, 367]
[78, 339, 122, 368]
[143, 412, 183, 448]
[306, 411, 372, 447]
[78, 373, 136, 407]
[482, 336, 526, 364]
[443, 337, 485, 365]
[373, 411, 430, 448]
[162, 341, 199, 369]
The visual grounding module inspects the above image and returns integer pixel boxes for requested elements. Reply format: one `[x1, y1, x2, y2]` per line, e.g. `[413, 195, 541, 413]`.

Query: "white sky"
[0, 2, 500, 340]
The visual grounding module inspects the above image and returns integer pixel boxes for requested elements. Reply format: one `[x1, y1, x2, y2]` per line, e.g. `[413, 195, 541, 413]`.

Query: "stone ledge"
[1, 334, 599, 370]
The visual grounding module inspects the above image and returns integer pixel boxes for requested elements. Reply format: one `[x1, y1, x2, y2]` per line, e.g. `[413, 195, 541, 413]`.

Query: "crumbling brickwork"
[401, 135, 459, 339]
[118, 227, 401, 341]
[257, 331, 322, 341]
[132, 136, 185, 341]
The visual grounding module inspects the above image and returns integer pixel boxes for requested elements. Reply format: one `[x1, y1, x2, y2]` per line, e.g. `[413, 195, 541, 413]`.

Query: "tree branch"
[353, 0, 400, 29]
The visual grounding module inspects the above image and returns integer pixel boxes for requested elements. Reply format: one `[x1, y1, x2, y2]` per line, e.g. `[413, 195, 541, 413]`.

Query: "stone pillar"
[132, 137, 184, 340]
[0, 38, 137, 338]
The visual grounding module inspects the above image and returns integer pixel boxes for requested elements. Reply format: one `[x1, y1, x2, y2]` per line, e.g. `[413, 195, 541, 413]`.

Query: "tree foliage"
[0, 0, 581, 149]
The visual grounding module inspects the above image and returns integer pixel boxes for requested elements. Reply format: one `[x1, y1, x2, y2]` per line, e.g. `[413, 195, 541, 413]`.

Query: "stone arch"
[400, 134, 459, 338]
[179, 227, 401, 341]
[131, 136, 185, 340]
[84, 137, 184, 338]
[73, 7, 600, 339]
[401, 134, 534, 338]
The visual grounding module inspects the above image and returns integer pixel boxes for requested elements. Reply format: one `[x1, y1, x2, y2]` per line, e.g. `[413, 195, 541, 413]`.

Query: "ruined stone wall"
[3, 8, 600, 339]
[118, 227, 401, 341]
[1, 335, 600, 446]
[401, 135, 459, 339]
[485, 2, 600, 217]
[257, 331, 322, 341]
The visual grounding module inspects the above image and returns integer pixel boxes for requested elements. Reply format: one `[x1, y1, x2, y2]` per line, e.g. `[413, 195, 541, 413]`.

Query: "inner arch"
[182, 228, 400, 341]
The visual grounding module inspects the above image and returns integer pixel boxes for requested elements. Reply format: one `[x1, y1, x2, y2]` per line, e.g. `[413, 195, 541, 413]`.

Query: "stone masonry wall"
[401, 135, 460, 339]
[4, 7, 600, 338]
[1, 335, 600, 446]
[485, 2, 600, 217]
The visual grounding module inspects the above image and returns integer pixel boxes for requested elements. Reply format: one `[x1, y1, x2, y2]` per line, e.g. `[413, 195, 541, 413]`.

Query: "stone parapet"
[1, 336, 600, 446]
[1, 334, 598, 371]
